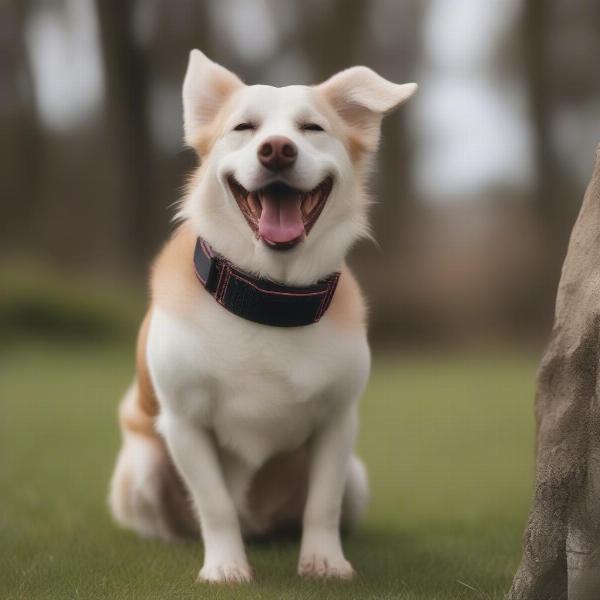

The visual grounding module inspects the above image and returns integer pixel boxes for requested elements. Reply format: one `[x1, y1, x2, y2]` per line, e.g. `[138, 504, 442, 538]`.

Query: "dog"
[109, 49, 416, 583]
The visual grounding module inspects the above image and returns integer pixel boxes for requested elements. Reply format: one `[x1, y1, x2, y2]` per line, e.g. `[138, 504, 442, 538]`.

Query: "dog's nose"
[258, 136, 297, 171]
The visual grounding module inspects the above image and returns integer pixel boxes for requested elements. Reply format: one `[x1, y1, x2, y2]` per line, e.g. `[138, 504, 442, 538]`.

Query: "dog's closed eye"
[233, 122, 256, 132]
[300, 123, 325, 132]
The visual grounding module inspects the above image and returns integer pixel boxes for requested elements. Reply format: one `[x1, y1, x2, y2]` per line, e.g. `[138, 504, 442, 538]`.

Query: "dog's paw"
[197, 561, 253, 584]
[298, 553, 355, 580]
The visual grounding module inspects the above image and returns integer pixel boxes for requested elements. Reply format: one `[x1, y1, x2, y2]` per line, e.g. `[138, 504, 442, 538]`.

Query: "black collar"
[193, 237, 340, 327]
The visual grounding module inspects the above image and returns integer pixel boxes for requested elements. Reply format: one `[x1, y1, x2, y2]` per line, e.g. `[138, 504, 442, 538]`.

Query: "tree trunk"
[521, 0, 580, 332]
[0, 0, 42, 252]
[294, 0, 368, 80]
[509, 145, 600, 599]
[95, 0, 154, 269]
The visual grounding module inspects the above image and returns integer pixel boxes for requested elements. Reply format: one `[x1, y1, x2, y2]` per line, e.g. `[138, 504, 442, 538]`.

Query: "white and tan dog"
[109, 50, 416, 583]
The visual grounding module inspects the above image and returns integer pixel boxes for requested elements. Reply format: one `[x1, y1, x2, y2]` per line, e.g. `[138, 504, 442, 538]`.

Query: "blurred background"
[2, 2, 600, 597]
[3, 0, 600, 349]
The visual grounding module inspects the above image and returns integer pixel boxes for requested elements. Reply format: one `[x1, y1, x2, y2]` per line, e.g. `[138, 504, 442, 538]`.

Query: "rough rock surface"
[510, 146, 600, 600]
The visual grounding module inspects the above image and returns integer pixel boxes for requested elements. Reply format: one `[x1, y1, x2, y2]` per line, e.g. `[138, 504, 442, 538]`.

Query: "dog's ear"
[316, 66, 417, 151]
[183, 49, 244, 146]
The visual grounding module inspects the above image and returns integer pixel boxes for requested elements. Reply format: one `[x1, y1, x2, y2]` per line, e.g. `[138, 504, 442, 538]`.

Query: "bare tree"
[0, 0, 42, 253]
[95, 0, 155, 269]
[520, 0, 589, 330]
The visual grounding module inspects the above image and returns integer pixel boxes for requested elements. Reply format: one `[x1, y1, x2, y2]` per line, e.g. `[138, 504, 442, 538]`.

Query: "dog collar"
[193, 237, 340, 327]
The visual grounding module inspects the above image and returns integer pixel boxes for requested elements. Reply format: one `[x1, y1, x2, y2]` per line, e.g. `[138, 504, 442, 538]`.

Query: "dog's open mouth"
[228, 176, 333, 251]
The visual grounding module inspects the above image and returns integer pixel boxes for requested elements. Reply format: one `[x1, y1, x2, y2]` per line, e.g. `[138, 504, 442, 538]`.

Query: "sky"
[413, 0, 534, 201]
[24, 0, 104, 132]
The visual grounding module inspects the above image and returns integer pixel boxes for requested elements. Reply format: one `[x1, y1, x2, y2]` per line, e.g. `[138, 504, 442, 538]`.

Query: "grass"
[0, 338, 536, 599]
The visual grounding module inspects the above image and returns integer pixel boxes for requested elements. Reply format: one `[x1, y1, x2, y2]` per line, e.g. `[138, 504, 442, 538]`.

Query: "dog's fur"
[109, 50, 416, 583]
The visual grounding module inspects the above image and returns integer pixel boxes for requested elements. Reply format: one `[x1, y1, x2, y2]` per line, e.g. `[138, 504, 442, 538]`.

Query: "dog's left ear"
[183, 49, 244, 146]
[316, 66, 417, 151]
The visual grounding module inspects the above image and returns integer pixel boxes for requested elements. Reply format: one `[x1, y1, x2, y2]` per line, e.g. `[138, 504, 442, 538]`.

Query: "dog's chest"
[148, 304, 369, 464]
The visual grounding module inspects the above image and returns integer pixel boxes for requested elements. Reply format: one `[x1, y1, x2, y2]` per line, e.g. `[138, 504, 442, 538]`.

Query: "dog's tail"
[108, 313, 198, 541]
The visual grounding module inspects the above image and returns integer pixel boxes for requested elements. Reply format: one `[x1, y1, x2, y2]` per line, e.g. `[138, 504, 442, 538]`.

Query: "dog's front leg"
[299, 405, 357, 580]
[160, 413, 252, 583]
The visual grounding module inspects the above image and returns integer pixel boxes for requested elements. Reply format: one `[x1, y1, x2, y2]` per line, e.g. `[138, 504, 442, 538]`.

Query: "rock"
[510, 145, 600, 600]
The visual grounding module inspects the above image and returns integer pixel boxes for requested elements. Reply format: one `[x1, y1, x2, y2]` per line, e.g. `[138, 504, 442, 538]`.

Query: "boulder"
[510, 146, 600, 600]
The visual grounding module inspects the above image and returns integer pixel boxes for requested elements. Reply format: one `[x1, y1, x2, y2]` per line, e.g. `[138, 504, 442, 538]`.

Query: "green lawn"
[0, 339, 536, 599]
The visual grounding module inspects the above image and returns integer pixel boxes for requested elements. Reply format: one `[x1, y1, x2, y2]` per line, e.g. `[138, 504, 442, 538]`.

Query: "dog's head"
[180, 50, 416, 284]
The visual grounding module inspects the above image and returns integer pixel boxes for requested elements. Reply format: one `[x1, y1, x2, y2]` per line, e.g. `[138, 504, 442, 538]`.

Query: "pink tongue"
[258, 191, 304, 243]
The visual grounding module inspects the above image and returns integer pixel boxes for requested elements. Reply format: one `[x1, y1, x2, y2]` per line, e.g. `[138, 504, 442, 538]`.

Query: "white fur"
[148, 302, 370, 580]
[132, 50, 415, 583]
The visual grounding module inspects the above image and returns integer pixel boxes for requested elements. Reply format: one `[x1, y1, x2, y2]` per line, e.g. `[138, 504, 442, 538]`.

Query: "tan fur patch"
[345, 132, 370, 165]
[190, 92, 239, 157]
[118, 309, 161, 435]
[150, 223, 207, 320]
[118, 380, 156, 438]
[312, 89, 370, 170]
[120, 223, 209, 431]
[246, 446, 308, 534]
[326, 264, 368, 332]
[136, 311, 159, 418]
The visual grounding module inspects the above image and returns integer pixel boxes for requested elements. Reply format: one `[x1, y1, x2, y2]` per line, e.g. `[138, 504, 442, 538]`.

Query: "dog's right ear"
[182, 50, 244, 147]
[316, 66, 417, 152]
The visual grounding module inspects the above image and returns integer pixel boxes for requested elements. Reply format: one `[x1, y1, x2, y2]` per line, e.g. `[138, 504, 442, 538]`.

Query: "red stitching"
[315, 292, 328, 321]
[326, 273, 339, 310]
[195, 266, 207, 285]
[215, 262, 227, 301]
[314, 273, 339, 321]
[200, 239, 214, 258]
[220, 266, 232, 303]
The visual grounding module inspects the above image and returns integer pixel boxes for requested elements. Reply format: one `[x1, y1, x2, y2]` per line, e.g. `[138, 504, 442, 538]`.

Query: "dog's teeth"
[248, 193, 261, 218]
[302, 193, 318, 217]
